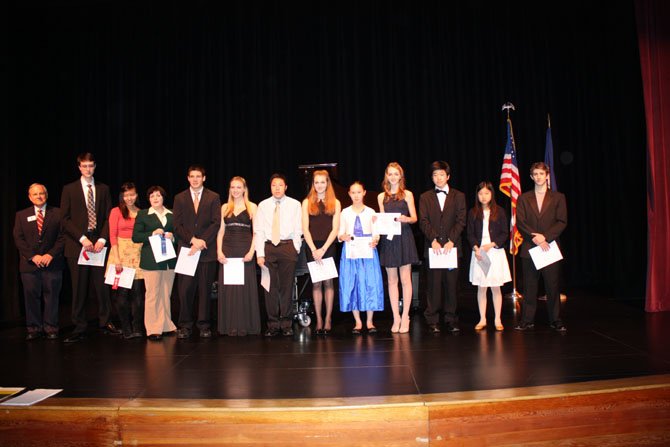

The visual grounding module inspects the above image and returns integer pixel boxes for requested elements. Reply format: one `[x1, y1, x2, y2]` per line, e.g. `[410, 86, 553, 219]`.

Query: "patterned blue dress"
[338, 206, 384, 311]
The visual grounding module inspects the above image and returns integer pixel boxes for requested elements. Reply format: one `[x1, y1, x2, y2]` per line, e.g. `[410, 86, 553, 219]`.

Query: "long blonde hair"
[306, 170, 336, 215]
[224, 176, 253, 218]
[381, 162, 406, 202]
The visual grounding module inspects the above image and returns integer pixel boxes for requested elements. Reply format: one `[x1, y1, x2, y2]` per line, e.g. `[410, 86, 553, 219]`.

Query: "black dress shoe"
[428, 324, 441, 334]
[282, 328, 294, 337]
[26, 332, 43, 341]
[46, 332, 59, 340]
[444, 323, 460, 333]
[264, 329, 279, 337]
[124, 331, 143, 340]
[64, 333, 85, 343]
[101, 322, 122, 336]
[550, 321, 567, 332]
[148, 334, 163, 341]
[177, 328, 192, 339]
[200, 328, 212, 338]
[514, 321, 535, 331]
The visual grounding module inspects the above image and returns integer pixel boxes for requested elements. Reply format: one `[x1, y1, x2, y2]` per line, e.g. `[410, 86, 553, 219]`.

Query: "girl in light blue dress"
[338, 181, 384, 334]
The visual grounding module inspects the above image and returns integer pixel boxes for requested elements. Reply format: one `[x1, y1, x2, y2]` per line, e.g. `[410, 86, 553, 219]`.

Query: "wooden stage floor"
[1, 290, 669, 445]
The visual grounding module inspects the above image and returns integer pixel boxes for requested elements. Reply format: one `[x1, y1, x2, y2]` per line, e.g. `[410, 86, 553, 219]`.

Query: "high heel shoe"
[475, 321, 487, 330]
[399, 315, 410, 333]
[495, 321, 504, 331]
[391, 318, 401, 333]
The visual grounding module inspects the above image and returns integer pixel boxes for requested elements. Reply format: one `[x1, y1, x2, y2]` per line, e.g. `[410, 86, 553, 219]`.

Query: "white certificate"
[148, 234, 177, 263]
[429, 247, 458, 269]
[77, 247, 107, 267]
[373, 213, 401, 236]
[104, 264, 136, 289]
[223, 258, 245, 285]
[529, 241, 563, 270]
[174, 246, 201, 276]
[345, 237, 373, 259]
[260, 265, 271, 292]
[307, 257, 339, 283]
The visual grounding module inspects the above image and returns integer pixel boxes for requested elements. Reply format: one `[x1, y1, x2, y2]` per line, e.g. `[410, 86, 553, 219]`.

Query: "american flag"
[499, 118, 523, 255]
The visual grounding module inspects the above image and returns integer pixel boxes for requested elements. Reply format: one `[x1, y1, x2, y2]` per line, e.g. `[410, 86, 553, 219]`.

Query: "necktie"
[87, 184, 96, 230]
[36, 209, 44, 235]
[271, 201, 280, 245]
[193, 192, 200, 214]
[435, 189, 447, 194]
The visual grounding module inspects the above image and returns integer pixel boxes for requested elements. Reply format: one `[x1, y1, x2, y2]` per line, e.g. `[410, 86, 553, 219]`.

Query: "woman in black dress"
[216, 176, 261, 336]
[301, 170, 341, 335]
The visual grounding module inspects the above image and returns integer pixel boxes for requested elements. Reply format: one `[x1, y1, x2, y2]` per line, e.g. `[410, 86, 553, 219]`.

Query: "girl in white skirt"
[466, 182, 511, 331]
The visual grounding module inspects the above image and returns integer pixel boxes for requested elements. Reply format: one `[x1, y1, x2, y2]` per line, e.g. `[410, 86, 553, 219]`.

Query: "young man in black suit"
[13, 183, 65, 340]
[418, 161, 466, 333]
[173, 165, 221, 339]
[515, 162, 568, 332]
[60, 152, 120, 343]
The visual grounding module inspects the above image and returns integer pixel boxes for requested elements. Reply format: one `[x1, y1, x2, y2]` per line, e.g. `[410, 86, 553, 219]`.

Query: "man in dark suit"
[60, 152, 120, 343]
[173, 165, 221, 339]
[419, 161, 466, 333]
[515, 162, 568, 332]
[13, 183, 65, 340]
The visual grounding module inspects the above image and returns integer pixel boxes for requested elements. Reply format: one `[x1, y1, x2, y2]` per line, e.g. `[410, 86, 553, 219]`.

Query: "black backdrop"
[3, 0, 647, 322]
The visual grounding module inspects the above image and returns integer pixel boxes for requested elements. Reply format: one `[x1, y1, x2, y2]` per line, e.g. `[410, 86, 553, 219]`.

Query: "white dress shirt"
[254, 195, 302, 257]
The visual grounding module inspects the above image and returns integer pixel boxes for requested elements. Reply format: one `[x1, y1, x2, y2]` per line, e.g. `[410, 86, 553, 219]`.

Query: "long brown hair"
[471, 181, 499, 221]
[118, 182, 138, 220]
[306, 170, 336, 215]
[381, 162, 406, 202]
[224, 176, 253, 218]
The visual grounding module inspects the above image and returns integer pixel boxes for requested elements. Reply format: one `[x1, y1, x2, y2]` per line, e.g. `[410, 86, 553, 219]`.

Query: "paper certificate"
[373, 213, 401, 236]
[104, 264, 136, 289]
[0, 389, 63, 406]
[222, 258, 245, 285]
[428, 247, 458, 269]
[476, 249, 491, 277]
[345, 237, 373, 259]
[529, 241, 563, 270]
[148, 234, 177, 263]
[260, 265, 271, 292]
[307, 257, 338, 283]
[77, 247, 107, 267]
[175, 247, 201, 276]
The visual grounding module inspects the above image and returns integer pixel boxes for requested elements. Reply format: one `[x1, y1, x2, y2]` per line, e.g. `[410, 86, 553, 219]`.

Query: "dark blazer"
[418, 187, 466, 258]
[173, 188, 221, 262]
[13, 205, 65, 273]
[516, 190, 567, 258]
[466, 205, 509, 249]
[132, 209, 177, 270]
[60, 180, 112, 258]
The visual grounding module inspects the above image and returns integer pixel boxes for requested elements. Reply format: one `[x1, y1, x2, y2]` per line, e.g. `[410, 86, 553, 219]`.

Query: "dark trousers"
[424, 266, 459, 325]
[264, 242, 298, 330]
[521, 257, 562, 324]
[67, 256, 111, 333]
[20, 269, 62, 334]
[112, 279, 145, 334]
[177, 261, 217, 330]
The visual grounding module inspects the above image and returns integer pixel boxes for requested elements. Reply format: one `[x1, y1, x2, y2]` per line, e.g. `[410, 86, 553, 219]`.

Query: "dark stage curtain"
[636, 0, 670, 312]
[3, 1, 648, 322]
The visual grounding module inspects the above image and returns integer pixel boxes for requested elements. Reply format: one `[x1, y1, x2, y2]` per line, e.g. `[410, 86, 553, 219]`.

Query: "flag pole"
[500, 102, 522, 301]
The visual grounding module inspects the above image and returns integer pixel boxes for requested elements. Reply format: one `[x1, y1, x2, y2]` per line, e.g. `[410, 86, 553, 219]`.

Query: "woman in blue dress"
[338, 181, 384, 334]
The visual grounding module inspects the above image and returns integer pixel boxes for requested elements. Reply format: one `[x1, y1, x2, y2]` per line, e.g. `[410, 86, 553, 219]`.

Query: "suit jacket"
[13, 205, 65, 273]
[132, 208, 177, 270]
[173, 187, 221, 262]
[60, 179, 112, 258]
[466, 205, 509, 249]
[418, 187, 466, 258]
[516, 189, 567, 258]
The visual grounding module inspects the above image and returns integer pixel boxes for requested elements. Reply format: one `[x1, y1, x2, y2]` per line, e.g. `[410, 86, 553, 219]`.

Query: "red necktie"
[37, 209, 44, 235]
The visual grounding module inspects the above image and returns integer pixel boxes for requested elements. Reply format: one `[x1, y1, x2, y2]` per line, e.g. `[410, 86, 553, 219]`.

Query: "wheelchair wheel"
[297, 313, 311, 327]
